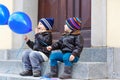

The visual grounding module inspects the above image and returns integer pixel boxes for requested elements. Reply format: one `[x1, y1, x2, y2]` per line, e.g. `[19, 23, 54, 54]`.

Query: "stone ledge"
[0, 60, 107, 79]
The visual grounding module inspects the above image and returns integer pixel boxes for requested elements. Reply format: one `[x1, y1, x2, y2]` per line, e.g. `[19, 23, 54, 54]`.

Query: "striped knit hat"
[39, 18, 54, 30]
[66, 17, 81, 30]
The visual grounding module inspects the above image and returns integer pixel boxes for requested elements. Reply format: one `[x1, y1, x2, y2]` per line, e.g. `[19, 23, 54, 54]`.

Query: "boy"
[20, 18, 54, 77]
[45, 17, 84, 79]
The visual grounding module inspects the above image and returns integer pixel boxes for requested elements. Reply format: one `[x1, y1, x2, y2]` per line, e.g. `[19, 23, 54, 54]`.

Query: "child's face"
[37, 22, 46, 30]
[64, 24, 72, 33]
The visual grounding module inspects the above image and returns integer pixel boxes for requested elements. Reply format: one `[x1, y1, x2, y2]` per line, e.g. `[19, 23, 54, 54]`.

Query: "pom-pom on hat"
[39, 18, 54, 30]
[66, 17, 81, 30]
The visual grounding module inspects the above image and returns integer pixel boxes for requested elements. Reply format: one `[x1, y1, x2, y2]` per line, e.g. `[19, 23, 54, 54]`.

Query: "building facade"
[0, 0, 110, 49]
[0, 0, 120, 78]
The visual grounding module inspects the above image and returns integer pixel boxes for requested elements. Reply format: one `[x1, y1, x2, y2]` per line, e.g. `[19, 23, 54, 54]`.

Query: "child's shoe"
[45, 66, 58, 78]
[59, 66, 72, 79]
[33, 70, 41, 77]
[20, 70, 33, 76]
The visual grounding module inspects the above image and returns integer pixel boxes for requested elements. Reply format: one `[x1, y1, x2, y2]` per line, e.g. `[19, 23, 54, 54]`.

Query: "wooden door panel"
[38, 0, 91, 47]
[38, 0, 91, 30]
[75, 0, 81, 17]
[81, 0, 91, 29]
[38, 0, 67, 39]
[58, 0, 66, 32]
[67, 0, 74, 17]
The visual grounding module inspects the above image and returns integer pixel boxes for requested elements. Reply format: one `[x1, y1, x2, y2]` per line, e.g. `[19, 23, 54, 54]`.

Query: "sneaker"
[33, 70, 41, 77]
[20, 70, 33, 76]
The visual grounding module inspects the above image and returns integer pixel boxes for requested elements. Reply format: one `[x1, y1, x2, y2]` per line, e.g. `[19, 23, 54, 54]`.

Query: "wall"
[107, 0, 120, 78]
[107, 0, 120, 47]
[0, 0, 13, 49]
[0, 0, 38, 49]
[0, 0, 13, 13]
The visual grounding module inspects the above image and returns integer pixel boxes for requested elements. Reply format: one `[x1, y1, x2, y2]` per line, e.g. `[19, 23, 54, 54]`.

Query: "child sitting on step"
[45, 17, 84, 79]
[20, 18, 54, 77]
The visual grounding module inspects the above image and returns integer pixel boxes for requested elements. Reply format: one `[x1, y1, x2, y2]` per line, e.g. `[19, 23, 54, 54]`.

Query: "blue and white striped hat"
[39, 18, 54, 30]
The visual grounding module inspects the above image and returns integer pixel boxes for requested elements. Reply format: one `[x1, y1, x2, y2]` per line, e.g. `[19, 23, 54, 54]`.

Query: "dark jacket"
[26, 31, 52, 57]
[52, 31, 84, 57]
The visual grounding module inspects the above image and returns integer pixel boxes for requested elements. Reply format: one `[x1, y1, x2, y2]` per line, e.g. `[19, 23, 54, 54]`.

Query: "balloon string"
[5, 38, 26, 74]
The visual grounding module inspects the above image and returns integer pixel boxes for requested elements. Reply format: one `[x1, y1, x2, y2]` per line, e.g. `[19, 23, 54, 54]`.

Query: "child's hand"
[69, 55, 75, 61]
[47, 46, 52, 51]
[24, 35, 29, 42]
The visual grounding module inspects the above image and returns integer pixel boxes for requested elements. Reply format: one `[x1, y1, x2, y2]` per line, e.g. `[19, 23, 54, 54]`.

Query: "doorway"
[38, 0, 91, 47]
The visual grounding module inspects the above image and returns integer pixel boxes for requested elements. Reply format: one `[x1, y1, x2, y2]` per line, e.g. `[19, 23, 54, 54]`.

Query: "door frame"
[91, 0, 107, 46]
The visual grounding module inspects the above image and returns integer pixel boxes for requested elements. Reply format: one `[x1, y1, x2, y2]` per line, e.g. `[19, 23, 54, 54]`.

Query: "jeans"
[50, 50, 79, 66]
[22, 49, 44, 71]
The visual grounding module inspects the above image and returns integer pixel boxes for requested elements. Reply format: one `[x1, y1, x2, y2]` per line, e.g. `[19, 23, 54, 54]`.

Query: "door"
[38, 0, 91, 47]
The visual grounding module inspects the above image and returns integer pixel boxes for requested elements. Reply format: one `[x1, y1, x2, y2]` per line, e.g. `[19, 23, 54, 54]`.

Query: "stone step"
[0, 60, 23, 74]
[83, 38, 91, 47]
[91, 79, 119, 80]
[0, 60, 107, 79]
[0, 73, 39, 80]
[0, 47, 107, 62]
[80, 47, 107, 62]
[81, 29, 91, 47]
[0, 73, 118, 80]
[0, 73, 87, 80]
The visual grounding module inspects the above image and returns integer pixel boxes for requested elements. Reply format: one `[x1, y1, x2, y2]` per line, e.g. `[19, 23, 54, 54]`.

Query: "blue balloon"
[0, 4, 10, 25]
[8, 12, 32, 34]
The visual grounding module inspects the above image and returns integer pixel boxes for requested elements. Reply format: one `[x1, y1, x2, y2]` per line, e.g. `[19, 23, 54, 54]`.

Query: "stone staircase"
[0, 47, 114, 80]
